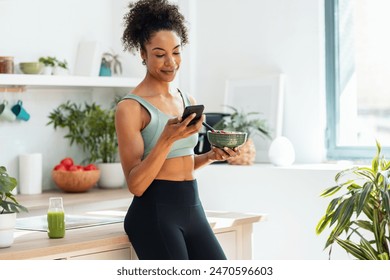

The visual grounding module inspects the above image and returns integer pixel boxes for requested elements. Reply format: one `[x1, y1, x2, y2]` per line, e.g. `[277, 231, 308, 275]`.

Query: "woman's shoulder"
[119, 93, 156, 110]
[116, 96, 141, 114]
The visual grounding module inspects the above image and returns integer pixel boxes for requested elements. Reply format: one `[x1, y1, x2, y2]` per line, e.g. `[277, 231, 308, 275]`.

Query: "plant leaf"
[320, 185, 342, 197]
[381, 189, 390, 219]
[335, 167, 358, 183]
[356, 182, 373, 217]
[378, 252, 389, 260]
[352, 220, 374, 233]
[335, 237, 367, 260]
[316, 213, 333, 235]
[360, 238, 379, 260]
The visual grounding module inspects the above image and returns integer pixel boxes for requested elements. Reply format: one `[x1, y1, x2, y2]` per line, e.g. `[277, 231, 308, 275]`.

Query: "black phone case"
[182, 105, 204, 126]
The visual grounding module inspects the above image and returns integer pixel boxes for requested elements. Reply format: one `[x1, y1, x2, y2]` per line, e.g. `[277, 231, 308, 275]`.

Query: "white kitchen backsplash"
[0, 88, 119, 191]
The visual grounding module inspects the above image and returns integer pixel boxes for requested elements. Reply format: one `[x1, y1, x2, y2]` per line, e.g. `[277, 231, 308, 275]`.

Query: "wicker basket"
[227, 138, 256, 165]
[52, 170, 100, 193]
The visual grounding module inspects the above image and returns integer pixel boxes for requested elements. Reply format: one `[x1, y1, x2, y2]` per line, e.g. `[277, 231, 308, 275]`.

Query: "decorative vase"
[0, 212, 16, 248]
[268, 136, 295, 166]
[97, 162, 125, 188]
[99, 64, 111, 77]
[227, 138, 256, 165]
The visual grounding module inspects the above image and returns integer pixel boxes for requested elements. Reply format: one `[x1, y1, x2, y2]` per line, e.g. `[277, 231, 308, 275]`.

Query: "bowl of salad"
[207, 130, 248, 149]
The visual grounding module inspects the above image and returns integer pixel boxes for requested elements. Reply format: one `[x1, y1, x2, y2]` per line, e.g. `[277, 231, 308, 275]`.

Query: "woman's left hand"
[209, 146, 241, 162]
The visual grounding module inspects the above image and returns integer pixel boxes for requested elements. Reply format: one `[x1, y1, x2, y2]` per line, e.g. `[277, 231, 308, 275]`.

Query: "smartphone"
[182, 105, 204, 126]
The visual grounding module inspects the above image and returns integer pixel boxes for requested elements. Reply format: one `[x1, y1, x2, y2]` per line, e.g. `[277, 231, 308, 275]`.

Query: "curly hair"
[122, 0, 189, 53]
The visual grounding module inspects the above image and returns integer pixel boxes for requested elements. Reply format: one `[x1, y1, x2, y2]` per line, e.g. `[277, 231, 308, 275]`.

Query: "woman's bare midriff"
[155, 155, 195, 181]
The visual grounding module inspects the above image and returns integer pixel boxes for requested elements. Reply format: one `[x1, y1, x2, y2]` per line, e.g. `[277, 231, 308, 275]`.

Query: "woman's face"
[141, 30, 182, 83]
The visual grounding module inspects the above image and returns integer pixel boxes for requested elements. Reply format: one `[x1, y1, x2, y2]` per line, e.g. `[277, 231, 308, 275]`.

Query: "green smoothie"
[47, 211, 65, 238]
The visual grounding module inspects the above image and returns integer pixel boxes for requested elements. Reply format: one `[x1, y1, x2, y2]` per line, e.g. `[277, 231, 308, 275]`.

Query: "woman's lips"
[161, 69, 175, 74]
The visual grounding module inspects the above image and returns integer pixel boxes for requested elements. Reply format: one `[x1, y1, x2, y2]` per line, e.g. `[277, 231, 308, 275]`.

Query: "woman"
[115, 0, 240, 260]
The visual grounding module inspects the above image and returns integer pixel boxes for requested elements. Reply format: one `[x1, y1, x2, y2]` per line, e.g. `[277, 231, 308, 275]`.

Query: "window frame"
[325, 0, 389, 160]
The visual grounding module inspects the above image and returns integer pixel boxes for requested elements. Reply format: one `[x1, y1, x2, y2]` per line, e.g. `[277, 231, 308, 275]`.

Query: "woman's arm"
[193, 146, 240, 170]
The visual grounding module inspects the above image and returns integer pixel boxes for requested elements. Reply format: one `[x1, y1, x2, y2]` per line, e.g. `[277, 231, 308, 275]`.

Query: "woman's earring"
[142, 60, 146, 65]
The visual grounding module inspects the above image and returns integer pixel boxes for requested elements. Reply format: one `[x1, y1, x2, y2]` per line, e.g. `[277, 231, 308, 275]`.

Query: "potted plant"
[39, 56, 56, 75]
[316, 141, 390, 260]
[0, 166, 28, 248]
[47, 99, 124, 188]
[214, 105, 271, 165]
[53, 58, 69, 76]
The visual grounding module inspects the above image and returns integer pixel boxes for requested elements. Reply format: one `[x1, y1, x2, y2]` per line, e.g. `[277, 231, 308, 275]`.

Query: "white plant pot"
[97, 162, 125, 188]
[42, 66, 53, 75]
[0, 212, 16, 248]
[53, 67, 69, 76]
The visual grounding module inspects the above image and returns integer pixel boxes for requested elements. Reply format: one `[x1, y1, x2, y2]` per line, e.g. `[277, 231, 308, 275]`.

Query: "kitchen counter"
[1, 188, 265, 260]
[15, 187, 133, 217]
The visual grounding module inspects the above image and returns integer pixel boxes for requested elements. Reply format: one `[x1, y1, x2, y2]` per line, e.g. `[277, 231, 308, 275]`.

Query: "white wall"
[191, 0, 326, 163]
[0, 0, 143, 190]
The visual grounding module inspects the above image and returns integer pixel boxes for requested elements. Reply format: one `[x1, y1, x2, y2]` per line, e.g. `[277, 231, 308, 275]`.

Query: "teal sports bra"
[120, 91, 198, 160]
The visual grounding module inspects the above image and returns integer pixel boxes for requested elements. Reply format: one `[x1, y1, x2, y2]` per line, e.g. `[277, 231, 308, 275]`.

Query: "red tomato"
[60, 157, 74, 168]
[75, 165, 84, 171]
[53, 164, 67, 171]
[84, 164, 98, 171]
[68, 165, 82, 171]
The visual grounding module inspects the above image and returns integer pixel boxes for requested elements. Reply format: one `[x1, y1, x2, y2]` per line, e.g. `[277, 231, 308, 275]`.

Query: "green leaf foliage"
[0, 166, 28, 214]
[47, 99, 119, 163]
[213, 105, 271, 139]
[316, 142, 390, 259]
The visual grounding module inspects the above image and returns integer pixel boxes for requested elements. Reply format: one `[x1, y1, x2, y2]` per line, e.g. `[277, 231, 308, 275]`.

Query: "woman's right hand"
[161, 113, 204, 143]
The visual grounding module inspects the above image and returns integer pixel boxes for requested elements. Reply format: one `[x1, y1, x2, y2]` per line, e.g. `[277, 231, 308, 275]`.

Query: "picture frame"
[73, 41, 102, 76]
[224, 74, 285, 162]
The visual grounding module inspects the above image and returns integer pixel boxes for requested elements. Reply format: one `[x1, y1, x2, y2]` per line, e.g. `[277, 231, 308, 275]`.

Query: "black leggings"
[124, 179, 226, 260]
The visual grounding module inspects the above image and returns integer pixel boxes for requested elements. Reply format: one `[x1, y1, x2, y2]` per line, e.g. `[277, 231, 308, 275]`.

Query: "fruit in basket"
[68, 165, 84, 171]
[83, 163, 98, 171]
[60, 157, 73, 168]
[53, 164, 67, 171]
[51, 158, 100, 192]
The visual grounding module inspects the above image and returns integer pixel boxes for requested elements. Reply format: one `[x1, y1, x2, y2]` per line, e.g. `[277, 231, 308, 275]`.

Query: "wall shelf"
[0, 74, 141, 90]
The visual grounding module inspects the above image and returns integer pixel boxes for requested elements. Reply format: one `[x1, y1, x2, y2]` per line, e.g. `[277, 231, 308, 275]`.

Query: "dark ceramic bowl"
[207, 130, 248, 149]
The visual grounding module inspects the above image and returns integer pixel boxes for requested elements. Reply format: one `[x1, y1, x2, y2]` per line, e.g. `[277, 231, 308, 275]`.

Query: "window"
[326, 0, 390, 159]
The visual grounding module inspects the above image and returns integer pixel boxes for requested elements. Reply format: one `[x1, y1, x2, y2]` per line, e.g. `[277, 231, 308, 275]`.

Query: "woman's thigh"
[124, 201, 189, 260]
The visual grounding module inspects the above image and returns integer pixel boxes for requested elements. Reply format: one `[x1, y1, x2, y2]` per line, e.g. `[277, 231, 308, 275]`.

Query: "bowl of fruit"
[207, 130, 248, 149]
[52, 157, 100, 193]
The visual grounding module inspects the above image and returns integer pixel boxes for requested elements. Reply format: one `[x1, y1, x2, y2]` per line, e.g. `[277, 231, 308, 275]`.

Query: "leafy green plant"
[56, 59, 68, 69]
[0, 166, 28, 214]
[316, 141, 390, 260]
[214, 105, 271, 138]
[39, 56, 56, 67]
[47, 100, 118, 163]
[38, 56, 68, 69]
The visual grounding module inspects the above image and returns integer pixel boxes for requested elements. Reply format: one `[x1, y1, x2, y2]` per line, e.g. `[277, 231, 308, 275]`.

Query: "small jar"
[47, 197, 65, 238]
[0, 56, 14, 74]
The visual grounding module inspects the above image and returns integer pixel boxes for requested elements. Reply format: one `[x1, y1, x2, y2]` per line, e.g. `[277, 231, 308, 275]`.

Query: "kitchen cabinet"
[70, 247, 132, 260]
[215, 231, 237, 259]
[65, 226, 251, 260]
